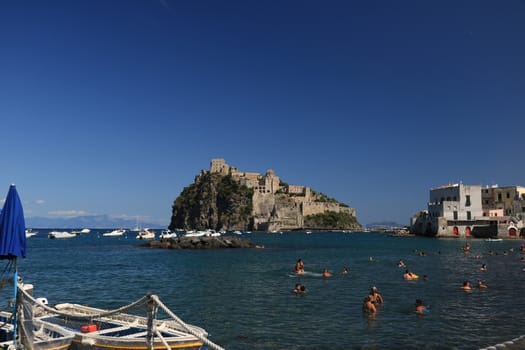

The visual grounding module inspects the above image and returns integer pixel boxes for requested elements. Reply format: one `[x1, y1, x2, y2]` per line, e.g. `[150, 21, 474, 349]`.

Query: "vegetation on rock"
[304, 211, 360, 230]
[169, 173, 253, 231]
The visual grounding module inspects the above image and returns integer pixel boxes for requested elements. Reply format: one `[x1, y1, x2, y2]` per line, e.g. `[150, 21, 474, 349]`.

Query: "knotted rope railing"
[17, 283, 225, 350]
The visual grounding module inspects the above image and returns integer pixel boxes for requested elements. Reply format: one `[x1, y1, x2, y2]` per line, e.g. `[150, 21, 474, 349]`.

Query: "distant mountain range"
[25, 215, 166, 229]
[366, 221, 407, 229]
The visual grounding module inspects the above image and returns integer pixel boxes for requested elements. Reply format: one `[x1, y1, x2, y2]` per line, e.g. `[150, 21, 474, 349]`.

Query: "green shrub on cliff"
[304, 211, 360, 230]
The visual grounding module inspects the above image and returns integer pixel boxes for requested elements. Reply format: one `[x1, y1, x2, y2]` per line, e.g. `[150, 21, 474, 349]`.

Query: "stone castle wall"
[210, 158, 357, 230]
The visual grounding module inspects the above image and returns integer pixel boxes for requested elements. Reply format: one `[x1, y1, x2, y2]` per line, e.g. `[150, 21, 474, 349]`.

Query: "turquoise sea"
[6, 230, 525, 349]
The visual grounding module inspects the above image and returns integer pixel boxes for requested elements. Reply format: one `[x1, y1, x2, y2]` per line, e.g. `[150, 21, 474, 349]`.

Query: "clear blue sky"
[1, 1, 524, 226]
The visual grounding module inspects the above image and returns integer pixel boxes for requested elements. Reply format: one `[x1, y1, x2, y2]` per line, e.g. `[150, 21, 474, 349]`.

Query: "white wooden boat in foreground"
[18, 283, 224, 350]
[1, 309, 75, 350]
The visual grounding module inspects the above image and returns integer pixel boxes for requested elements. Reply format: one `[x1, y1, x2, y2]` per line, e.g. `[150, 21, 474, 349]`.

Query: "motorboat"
[159, 229, 177, 239]
[25, 228, 38, 238]
[71, 228, 91, 234]
[17, 283, 223, 350]
[102, 229, 126, 237]
[48, 231, 77, 239]
[184, 229, 220, 237]
[136, 228, 155, 240]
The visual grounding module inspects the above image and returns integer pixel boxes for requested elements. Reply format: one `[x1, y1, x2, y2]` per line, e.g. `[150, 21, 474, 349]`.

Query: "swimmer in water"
[415, 299, 427, 315]
[477, 280, 487, 289]
[322, 268, 332, 278]
[369, 286, 383, 305]
[293, 283, 306, 294]
[362, 295, 377, 314]
[342, 266, 349, 274]
[461, 281, 472, 292]
[294, 259, 305, 274]
[480, 264, 487, 271]
[403, 270, 417, 280]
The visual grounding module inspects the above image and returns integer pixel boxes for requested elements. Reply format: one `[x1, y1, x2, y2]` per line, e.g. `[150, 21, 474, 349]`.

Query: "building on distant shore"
[410, 183, 524, 238]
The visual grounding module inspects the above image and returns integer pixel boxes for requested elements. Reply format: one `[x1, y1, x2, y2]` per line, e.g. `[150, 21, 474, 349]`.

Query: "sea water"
[7, 230, 525, 349]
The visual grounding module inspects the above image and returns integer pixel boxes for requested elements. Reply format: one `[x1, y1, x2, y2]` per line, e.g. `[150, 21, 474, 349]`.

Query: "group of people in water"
[292, 242, 525, 315]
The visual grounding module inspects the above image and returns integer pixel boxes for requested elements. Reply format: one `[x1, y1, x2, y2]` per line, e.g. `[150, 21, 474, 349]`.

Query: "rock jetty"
[145, 236, 258, 250]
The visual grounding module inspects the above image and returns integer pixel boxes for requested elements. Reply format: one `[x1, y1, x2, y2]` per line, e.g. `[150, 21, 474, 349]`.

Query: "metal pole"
[13, 260, 18, 347]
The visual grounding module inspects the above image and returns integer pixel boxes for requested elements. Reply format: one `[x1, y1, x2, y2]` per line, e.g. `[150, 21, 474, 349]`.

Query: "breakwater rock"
[145, 236, 258, 250]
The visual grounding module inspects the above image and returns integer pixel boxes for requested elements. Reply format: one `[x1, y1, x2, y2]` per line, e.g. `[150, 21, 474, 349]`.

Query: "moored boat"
[17, 284, 223, 350]
[136, 228, 155, 240]
[159, 229, 177, 239]
[102, 229, 126, 237]
[25, 228, 38, 238]
[48, 231, 77, 239]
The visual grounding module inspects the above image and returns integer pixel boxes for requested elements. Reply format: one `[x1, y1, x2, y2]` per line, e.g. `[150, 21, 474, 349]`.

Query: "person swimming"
[461, 281, 472, 292]
[322, 268, 332, 278]
[294, 259, 305, 274]
[293, 283, 306, 294]
[342, 266, 349, 274]
[415, 299, 427, 315]
[403, 270, 418, 280]
[477, 280, 487, 289]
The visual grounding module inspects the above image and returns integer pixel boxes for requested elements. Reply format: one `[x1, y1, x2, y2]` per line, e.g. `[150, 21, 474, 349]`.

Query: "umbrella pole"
[13, 259, 18, 347]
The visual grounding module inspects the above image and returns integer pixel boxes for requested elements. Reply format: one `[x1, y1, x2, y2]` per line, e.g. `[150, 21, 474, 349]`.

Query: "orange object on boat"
[81, 324, 98, 333]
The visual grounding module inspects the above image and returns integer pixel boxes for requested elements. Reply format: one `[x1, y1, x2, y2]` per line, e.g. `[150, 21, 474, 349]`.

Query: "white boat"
[184, 229, 220, 237]
[159, 229, 177, 239]
[0, 310, 75, 350]
[485, 238, 503, 242]
[136, 228, 155, 240]
[71, 228, 91, 234]
[25, 228, 38, 238]
[102, 229, 126, 237]
[17, 283, 223, 350]
[48, 231, 77, 239]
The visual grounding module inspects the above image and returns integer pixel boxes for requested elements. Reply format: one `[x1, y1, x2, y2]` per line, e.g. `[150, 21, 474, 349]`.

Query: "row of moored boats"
[26, 228, 247, 240]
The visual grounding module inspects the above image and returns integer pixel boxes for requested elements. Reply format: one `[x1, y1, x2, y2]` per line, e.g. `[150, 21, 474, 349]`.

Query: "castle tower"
[210, 158, 230, 175]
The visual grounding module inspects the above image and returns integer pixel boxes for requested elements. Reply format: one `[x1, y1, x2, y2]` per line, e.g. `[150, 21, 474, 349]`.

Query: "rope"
[17, 283, 225, 350]
[479, 335, 525, 350]
[17, 284, 150, 319]
[150, 294, 225, 350]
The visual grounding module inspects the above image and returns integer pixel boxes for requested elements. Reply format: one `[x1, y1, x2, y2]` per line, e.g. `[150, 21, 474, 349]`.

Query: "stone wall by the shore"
[144, 236, 258, 250]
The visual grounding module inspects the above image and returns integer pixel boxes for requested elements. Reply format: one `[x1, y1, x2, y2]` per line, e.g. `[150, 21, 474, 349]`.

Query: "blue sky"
[1, 1, 524, 227]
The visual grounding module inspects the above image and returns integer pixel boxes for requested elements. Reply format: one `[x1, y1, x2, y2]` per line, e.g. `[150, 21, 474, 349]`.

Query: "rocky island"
[169, 159, 361, 232]
[146, 236, 258, 250]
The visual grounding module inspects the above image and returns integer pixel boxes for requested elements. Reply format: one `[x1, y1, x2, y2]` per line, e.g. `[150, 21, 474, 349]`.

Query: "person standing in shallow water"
[362, 295, 377, 314]
[369, 286, 384, 305]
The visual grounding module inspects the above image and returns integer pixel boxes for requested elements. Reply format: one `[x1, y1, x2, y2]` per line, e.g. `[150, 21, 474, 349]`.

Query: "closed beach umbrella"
[0, 184, 26, 259]
[0, 184, 26, 346]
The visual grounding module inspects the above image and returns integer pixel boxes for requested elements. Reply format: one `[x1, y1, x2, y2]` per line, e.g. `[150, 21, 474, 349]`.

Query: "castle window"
[453, 211, 458, 220]
[506, 192, 510, 199]
[467, 211, 471, 220]
[465, 195, 471, 207]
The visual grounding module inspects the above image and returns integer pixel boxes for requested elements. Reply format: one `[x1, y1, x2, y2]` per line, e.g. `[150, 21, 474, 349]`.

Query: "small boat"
[485, 238, 503, 242]
[185, 229, 220, 237]
[0, 312, 76, 350]
[159, 229, 177, 239]
[71, 228, 91, 234]
[48, 231, 77, 239]
[17, 283, 223, 350]
[102, 229, 126, 237]
[25, 228, 38, 238]
[136, 228, 155, 240]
